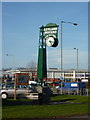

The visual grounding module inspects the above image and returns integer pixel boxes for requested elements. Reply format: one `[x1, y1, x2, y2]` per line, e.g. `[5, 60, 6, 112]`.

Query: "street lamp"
[6, 54, 16, 100]
[6, 54, 15, 70]
[60, 21, 77, 76]
[74, 48, 78, 81]
[74, 48, 78, 70]
[60, 21, 77, 95]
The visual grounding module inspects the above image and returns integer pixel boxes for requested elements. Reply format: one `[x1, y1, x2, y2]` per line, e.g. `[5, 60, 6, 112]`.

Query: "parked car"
[0, 83, 38, 99]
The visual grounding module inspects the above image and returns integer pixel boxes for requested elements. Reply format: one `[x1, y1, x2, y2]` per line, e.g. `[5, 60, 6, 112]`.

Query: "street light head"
[74, 48, 78, 51]
[61, 21, 78, 25]
[61, 21, 64, 23]
[73, 23, 78, 26]
[6, 54, 8, 56]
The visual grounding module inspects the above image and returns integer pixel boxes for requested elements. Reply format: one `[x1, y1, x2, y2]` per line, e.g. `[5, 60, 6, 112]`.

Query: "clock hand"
[49, 41, 53, 45]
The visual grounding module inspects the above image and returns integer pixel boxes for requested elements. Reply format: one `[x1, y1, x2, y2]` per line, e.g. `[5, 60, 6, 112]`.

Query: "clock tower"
[37, 23, 58, 85]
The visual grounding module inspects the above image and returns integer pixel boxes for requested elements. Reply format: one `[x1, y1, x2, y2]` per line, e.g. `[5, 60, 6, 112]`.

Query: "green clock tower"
[37, 23, 58, 84]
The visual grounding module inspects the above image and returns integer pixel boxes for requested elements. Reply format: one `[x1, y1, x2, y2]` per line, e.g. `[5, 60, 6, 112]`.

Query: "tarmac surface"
[1, 115, 90, 120]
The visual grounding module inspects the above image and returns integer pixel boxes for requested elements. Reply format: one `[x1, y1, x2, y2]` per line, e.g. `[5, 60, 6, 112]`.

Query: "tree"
[27, 60, 36, 71]
[26, 60, 37, 80]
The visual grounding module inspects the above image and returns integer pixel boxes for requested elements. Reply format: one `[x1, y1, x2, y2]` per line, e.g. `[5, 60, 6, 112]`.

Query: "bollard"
[38, 93, 43, 105]
[68, 89, 70, 95]
[77, 88, 78, 95]
[86, 89, 88, 96]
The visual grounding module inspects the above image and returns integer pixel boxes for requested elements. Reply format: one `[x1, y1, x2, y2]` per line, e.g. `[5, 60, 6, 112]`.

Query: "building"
[1, 68, 89, 83]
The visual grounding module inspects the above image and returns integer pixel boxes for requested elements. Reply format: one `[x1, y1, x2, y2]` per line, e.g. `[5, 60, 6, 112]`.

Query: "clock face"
[46, 37, 55, 47]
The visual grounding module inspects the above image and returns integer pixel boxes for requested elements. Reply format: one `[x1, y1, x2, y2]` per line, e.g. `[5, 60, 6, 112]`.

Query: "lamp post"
[74, 48, 78, 81]
[60, 21, 77, 95]
[6, 54, 16, 100]
[6, 54, 15, 70]
[60, 21, 77, 76]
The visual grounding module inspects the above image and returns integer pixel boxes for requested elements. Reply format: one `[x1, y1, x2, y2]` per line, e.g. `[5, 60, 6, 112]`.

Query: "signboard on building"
[81, 79, 88, 82]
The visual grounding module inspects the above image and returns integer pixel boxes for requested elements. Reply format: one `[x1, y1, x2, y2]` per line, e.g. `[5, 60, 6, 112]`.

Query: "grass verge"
[2, 95, 89, 119]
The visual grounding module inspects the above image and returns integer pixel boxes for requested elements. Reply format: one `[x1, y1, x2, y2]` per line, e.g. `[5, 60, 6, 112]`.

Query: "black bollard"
[38, 93, 43, 105]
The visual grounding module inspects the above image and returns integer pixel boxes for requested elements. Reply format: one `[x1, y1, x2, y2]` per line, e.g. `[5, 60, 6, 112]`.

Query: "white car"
[0, 84, 38, 99]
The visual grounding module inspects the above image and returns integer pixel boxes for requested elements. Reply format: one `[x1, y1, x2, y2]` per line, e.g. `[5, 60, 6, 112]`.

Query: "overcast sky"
[1, 2, 88, 70]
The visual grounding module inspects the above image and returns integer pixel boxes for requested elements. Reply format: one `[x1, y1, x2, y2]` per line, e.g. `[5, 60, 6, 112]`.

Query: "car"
[0, 83, 38, 99]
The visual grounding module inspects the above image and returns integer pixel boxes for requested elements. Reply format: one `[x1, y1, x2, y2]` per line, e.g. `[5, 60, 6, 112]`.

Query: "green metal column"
[37, 26, 47, 83]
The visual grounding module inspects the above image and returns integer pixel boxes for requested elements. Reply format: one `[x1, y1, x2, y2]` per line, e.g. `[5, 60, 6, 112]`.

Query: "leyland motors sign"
[44, 27, 58, 38]
[44, 23, 58, 39]
[43, 23, 59, 47]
